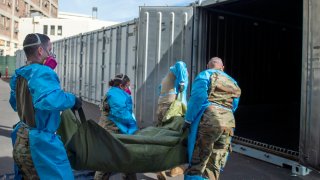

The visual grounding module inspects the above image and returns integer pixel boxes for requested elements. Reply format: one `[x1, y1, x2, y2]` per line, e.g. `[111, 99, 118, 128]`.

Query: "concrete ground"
[1, 78, 320, 179]
[0, 78, 20, 176]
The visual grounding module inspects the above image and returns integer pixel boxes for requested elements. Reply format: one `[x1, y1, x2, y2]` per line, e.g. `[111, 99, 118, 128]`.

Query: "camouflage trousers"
[12, 124, 40, 180]
[185, 109, 234, 180]
[156, 102, 171, 126]
[94, 116, 137, 180]
[156, 94, 176, 126]
[98, 116, 120, 134]
[156, 97, 185, 180]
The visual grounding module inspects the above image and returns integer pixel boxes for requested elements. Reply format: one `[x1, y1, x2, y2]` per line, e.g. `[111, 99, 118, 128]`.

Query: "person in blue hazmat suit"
[9, 33, 82, 180]
[183, 57, 241, 180]
[95, 73, 138, 180]
[156, 61, 188, 180]
[156, 61, 188, 126]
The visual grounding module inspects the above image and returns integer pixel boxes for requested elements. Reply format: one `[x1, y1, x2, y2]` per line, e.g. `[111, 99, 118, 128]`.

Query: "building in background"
[15, 11, 118, 74]
[18, 12, 118, 47]
[0, 0, 58, 56]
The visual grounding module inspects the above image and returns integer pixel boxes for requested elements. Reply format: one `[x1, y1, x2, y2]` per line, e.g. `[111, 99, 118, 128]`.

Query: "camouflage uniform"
[186, 72, 241, 180]
[94, 96, 137, 180]
[13, 124, 39, 180]
[12, 77, 39, 179]
[97, 96, 120, 134]
[156, 72, 185, 179]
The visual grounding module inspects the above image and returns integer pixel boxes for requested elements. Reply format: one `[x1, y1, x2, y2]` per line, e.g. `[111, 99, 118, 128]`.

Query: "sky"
[59, 0, 197, 22]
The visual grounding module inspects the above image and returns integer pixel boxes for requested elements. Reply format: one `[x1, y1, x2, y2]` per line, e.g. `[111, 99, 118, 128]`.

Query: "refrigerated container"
[14, 0, 317, 172]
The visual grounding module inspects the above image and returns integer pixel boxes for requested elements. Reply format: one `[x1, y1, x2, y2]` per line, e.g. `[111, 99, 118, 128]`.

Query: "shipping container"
[135, 0, 319, 172]
[52, 20, 138, 105]
[195, 0, 306, 171]
[196, 0, 302, 154]
[136, 6, 194, 126]
[14, 0, 319, 173]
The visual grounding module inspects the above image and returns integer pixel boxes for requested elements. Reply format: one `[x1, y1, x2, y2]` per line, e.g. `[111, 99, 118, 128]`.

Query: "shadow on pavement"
[0, 78, 10, 83]
[0, 127, 12, 138]
[0, 157, 14, 175]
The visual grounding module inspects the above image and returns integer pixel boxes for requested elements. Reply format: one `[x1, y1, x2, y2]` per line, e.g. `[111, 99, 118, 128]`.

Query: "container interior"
[202, 0, 303, 151]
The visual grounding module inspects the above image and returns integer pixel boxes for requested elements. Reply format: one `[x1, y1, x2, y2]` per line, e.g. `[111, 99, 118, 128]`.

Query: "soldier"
[156, 61, 188, 180]
[183, 57, 241, 180]
[95, 74, 138, 180]
[156, 61, 188, 126]
[9, 33, 82, 179]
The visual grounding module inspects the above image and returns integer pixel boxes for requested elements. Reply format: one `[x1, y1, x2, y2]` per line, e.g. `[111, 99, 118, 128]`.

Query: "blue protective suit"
[106, 87, 138, 134]
[9, 64, 76, 179]
[184, 69, 239, 180]
[184, 174, 208, 180]
[160, 61, 188, 105]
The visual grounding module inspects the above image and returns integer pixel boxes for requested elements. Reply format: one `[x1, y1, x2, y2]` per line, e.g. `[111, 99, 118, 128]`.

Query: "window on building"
[15, 0, 20, 11]
[43, 0, 48, 8]
[6, 17, 10, 30]
[6, 41, 10, 47]
[43, 25, 48, 35]
[0, 49, 4, 56]
[14, 21, 18, 33]
[51, 6, 57, 16]
[24, 2, 29, 16]
[14, 43, 17, 48]
[50, 25, 55, 35]
[57, 26, 62, 36]
[0, 16, 5, 28]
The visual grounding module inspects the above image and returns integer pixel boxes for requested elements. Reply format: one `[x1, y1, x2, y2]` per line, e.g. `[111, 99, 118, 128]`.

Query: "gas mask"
[42, 47, 57, 69]
[23, 33, 57, 70]
[43, 55, 57, 70]
[125, 86, 132, 95]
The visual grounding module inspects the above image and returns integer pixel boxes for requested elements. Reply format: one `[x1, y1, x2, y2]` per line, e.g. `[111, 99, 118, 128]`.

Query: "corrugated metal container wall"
[114, 23, 139, 104]
[65, 36, 79, 96]
[53, 20, 138, 106]
[82, 32, 96, 103]
[67, 36, 83, 97]
[100, 21, 138, 105]
[137, 7, 194, 127]
[53, 39, 66, 89]
[300, 0, 320, 171]
[65, 38, 72, 93]
[93, 30, 104, 104]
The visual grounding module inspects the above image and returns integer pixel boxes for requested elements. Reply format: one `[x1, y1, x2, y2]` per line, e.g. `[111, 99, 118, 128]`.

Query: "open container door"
[300, 0, 320, 171]
[198, 0, 319, 175]
[136, 6, 194, 127]
[198, 0, 302, 153]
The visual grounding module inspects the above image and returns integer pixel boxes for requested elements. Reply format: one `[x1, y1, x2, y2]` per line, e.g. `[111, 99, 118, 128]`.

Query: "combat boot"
[156, 171, 167, 180]
[169, 166, 184, 177]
